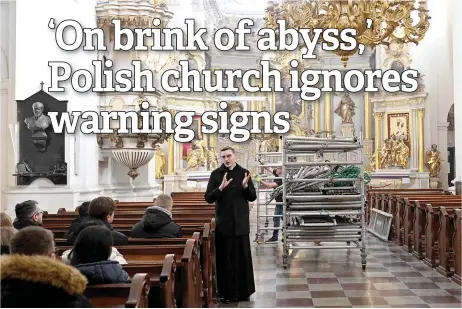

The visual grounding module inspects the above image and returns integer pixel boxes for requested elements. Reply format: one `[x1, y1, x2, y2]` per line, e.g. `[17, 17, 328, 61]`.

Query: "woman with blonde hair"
[0, 213, 13, 227]
[1, 227, 17, 255]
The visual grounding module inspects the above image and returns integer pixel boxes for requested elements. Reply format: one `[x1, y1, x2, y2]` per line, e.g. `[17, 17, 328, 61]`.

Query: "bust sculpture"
[24, 102, 52, 152]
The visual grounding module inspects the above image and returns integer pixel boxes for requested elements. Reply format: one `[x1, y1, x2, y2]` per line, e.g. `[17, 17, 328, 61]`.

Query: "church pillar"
[374, 112, 384, 169]
[452, 0, 462, 187]
[417, 109, 426, 172]
[364, 92, 372, 139]
[167, 136, 175, 175]
[313, 100, 320, 133]
[324, 92, 332, 135]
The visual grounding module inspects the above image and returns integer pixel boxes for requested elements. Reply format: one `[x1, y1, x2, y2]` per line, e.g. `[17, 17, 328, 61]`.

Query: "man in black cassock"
[204, 146, 257, 304]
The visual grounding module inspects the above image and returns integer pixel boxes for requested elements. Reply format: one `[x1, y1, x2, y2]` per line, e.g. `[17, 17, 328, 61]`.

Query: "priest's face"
[221, 149, 236, 167]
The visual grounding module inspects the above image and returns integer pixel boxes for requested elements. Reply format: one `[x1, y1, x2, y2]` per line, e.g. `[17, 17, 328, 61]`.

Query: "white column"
[452, 0, 462, 186]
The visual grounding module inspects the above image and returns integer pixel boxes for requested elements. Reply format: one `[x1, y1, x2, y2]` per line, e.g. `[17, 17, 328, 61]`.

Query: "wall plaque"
[14, 86, 68, 185]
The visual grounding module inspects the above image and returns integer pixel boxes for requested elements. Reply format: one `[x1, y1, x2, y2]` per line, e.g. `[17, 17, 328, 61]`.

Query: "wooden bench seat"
[84, 273, 151, 308]
[58, 240, 201, 308]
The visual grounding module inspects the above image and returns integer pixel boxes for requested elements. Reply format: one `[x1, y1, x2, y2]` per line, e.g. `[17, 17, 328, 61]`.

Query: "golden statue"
[426, 144, 443, 178]
[288, 114, 306, 136]
[226, 101, 244, 117]
[334, 92, 356, 124]
[185, 134, 207, 171]
[154, 145, 166, 178]
[206, 147, 219, 170]
[185, 148, 203, 171]
[191, 135, 207, 164]
[379, 139, 392, 169]
[391, 136, 410, 168]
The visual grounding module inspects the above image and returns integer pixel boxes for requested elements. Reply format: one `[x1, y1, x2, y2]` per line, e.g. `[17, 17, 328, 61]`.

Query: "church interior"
[0, 0, 461, 308]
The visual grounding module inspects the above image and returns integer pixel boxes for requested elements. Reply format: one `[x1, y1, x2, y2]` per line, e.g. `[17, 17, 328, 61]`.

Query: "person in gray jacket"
[132, 194, 182, 238]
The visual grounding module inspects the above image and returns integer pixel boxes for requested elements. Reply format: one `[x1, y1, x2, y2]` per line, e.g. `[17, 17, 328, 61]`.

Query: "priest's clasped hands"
[218, 172, 251, 191]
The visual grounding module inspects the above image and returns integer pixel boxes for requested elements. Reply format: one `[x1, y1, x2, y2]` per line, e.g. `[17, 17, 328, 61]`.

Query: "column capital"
[374, 112, 385, 120]
[417, 108, 425, 118]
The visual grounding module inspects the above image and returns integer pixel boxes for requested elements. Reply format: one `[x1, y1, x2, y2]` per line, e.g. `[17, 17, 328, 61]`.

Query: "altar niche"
[15, 87, 68, 185]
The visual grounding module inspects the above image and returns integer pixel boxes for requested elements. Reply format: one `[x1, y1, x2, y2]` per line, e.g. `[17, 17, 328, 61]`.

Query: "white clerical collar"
[228, 163, 237, 170]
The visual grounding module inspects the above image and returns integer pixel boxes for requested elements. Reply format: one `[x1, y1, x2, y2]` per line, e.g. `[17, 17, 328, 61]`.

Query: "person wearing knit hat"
[13, 200, 43, 230]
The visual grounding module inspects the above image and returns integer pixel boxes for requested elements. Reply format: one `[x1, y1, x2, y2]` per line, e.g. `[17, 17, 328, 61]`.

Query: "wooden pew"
[54, 228, 215, 307]
[122, 254, 176, 308]
[424, 203, 461, 269]
[392, 194, 452, 246]
[413, 200, 461, 260]
[58, 240, 201, 308]
[399, 196, 461, 251]
[436, 206, 462, 277]
[452, 209, 462, 285]
[365, 188, 445, 223]
[84, 273, 151, 308]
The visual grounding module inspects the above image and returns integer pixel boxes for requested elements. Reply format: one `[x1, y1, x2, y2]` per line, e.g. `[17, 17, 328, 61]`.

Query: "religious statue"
[288, 114, 306, 136]
[334, 93, 356, 124]
[191, 135, 207, 163]
[206, 147, 219, 170]
[226, 101, 244, 116]
[24, 102, 52, 152]
[379, 139, 392, 169]
[426, 144, 443, 178]
[391, 136, 410, 168]
[185, 148, 203, 171]
[185, 134, 207, 171]
[154, 145, 166, 178]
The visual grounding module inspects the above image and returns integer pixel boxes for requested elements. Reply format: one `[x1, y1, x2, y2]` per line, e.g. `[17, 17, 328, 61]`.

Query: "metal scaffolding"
[254, 151, 283, 244]
[281, 132, 367, 270]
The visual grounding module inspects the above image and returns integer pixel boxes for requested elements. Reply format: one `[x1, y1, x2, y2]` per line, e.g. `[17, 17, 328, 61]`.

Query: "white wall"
[408, 0, 454, 187]
[4, 0, 102, 217]
[451, 0, 462, 184]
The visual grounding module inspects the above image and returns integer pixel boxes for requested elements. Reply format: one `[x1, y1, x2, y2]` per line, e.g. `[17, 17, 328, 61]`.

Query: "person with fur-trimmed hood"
[1, 226, 92, 307]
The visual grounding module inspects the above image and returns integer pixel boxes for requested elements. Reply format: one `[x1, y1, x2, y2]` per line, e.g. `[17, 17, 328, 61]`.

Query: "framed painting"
[387, 113, 410, 147]
[182, 115, 202, 159]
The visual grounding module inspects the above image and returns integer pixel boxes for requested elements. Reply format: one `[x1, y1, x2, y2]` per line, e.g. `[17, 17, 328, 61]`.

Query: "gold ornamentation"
[206, 147, 219, 170]
[417, 108, 425, 118]
[334, 92, 356, 124]
[264, 0, 430, 67]
[425, 144, 443, 178]
[185, 135, 207, 171]
[155, 145, 166, 179]
[374, 112, 385, 120]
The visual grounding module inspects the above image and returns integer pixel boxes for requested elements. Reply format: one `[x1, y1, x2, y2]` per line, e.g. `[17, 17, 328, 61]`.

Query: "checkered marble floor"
[218, 205, 462, 308]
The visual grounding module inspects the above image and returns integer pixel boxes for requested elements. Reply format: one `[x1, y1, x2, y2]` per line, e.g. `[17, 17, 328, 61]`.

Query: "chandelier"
[264, 0, 431, 66]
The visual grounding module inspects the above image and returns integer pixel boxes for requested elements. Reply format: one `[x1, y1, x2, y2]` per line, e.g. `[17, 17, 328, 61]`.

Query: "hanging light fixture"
[264, 0, 431, 66]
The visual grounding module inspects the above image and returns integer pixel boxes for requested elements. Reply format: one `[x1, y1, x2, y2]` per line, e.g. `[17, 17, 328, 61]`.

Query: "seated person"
[1, 227, 17, 255]
[1, 212, 13, 227]
[64, 201, 90, 239]
[12, 200, 43, 230]
[69, 225, 131, 285]
[67, 196, 128, 245]
[62, 220, 127, 265]
[132, 194, 182, 238]
[1, 226, 91, 307]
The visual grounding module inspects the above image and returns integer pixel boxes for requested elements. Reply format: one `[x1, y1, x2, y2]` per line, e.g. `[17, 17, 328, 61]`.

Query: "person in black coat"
[64, 201, 90, 239]
[132, 194, 182, 238]
[67, 197, 128, 246]
[69, 225, 130, 285]
[204, 146, 257, 303]
[1, 226, 92, 307]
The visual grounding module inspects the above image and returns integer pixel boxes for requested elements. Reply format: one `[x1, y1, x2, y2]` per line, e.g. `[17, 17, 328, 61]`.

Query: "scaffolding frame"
[281, 132, 367, 269]
[254, 151, 283, 244]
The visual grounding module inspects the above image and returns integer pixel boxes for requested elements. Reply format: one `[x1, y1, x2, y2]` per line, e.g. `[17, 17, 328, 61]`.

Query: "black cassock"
[204, 163, 257, 300]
